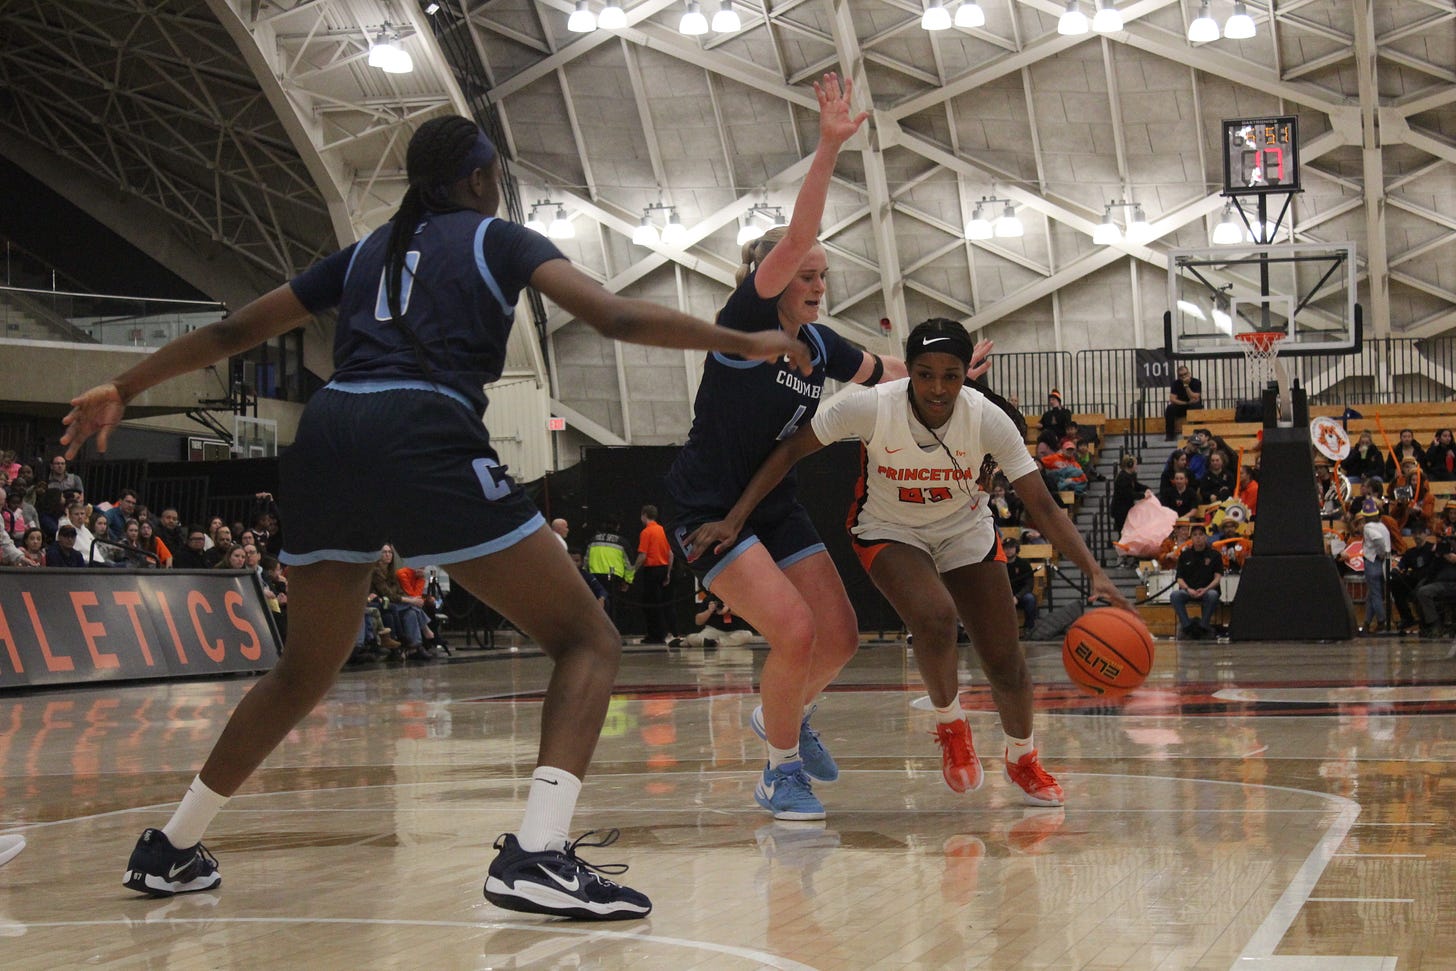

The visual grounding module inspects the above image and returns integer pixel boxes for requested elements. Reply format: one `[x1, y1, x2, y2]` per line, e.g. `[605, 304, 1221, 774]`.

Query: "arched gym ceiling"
[1, 0, 1453, 444]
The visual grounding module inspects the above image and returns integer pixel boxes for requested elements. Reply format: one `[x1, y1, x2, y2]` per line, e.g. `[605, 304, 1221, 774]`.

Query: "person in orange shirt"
[633, 505, 675, 644]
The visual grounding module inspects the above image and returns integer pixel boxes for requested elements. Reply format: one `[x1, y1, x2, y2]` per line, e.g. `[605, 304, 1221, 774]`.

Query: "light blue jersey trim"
[343, 226, 384, 290]
[324, 378, 473, 411]
[775, 543, 827, 571]
[280, 513, 546, 568]
[802, 325, 827, 367]
[703, 535, 761, 589]
[473, 217, 513, 315]
[711, 352, 763, 369]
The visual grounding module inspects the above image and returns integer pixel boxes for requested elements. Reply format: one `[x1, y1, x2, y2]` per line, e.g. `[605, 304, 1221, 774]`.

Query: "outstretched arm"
[531, 259, 811, 374]
[683, 425, 828, 557]
[63, 284, 313, 457]
[1012, 466, 1131, 610]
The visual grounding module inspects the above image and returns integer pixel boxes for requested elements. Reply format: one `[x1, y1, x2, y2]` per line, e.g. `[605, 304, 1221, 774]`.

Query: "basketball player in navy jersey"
[688, 319, 1128, 808]
[62, 115, 808, 920]
[665, 75, 990, 821]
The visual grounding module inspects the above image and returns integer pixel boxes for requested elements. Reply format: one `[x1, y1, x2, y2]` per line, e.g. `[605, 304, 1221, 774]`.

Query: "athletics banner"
[0, 568, 280, 690]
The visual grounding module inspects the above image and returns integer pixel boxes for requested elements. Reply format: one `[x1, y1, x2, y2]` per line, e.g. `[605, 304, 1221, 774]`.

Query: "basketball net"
[1235, 331, 1292, 424]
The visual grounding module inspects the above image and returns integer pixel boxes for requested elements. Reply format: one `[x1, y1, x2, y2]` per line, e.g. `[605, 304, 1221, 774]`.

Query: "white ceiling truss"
[1, 0, 1454, 448]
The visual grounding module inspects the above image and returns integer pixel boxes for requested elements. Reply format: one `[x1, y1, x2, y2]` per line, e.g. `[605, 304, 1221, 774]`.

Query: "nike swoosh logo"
[167, 861, 192, 879]
[885, 447, 903, 454]
[761, 780, 776, 798]
[539, 865, 580, 892]
[922, 336, 950, 345]
[539, 778, 559, 785]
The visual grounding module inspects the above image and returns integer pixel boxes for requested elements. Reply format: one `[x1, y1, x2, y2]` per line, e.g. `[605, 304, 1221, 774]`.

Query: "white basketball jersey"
[850, 381, 993, 532]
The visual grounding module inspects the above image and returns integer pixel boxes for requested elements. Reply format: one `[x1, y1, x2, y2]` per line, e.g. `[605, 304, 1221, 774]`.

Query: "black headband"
[905, 330, 974, 366]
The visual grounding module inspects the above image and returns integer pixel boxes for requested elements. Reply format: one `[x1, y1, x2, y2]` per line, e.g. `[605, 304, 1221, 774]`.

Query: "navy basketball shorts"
[279, 382, 544, 567]
[669, 502, 826, 590]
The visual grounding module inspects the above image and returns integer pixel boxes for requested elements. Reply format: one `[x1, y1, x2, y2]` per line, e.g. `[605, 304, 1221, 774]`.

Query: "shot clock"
[1221, 116, 1299, 196]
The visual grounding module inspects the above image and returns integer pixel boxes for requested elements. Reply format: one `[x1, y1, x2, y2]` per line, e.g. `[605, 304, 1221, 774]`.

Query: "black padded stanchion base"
[1229, 554, 1356, 641]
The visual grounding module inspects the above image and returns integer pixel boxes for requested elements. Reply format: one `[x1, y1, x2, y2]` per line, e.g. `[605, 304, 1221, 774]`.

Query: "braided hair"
[382, 115, 492, 377]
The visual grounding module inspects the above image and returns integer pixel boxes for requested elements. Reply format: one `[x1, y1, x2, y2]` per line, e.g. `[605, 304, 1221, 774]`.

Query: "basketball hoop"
[1234, 331, 1285, 391]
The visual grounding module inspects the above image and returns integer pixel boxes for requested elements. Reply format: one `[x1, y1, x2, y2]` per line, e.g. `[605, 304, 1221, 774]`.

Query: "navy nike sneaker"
[483, 829, 651, 920]
[123, 828, 221, 897]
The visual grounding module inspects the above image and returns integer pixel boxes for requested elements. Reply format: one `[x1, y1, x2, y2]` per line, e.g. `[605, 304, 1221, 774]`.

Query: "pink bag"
[1115, 493, 1177, 557]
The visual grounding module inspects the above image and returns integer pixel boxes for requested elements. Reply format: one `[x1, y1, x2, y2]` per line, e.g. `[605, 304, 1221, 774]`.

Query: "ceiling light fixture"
[679, 0, 709, 35]
[954, 0, 985, 28]
[1212, 200, 1245, 245]
[598, 2, 627, 28]
[367, 25, 413, 74]
[1057, 0, 1089, 35]
[1187, 1, 1220, 43]
[711, 0, 742, 32]
[567, 0, 597, 32]
[921, 0, 952, 31]
[1091, 0, 1123, 32]
[1224, 1, 1256, 39]
[634, 203, 691, 246]
[526, 200, 575, 239]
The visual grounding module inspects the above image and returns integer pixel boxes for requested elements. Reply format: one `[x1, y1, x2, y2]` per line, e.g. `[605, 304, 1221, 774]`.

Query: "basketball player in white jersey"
[685, 318, 1129, 807]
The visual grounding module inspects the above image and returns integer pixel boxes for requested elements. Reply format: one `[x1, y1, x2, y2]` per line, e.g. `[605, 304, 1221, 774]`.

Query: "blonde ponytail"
[733, 226, 789, 286]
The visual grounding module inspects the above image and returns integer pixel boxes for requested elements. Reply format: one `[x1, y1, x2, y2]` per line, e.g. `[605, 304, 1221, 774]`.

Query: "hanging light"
[994, 202, 1024, 238]
[661, 209, 688, 245]
[548, 207, 575, 239]
[921, 0, 952, 31]
[1092, 207, 1121, 245]
[1091, 0, 1123, 32]
[1187, 1, 1220, 43]
[711, 0, 741, 32]
[1176, 299, 1208, 322]
[1057, 0, 1089, 35]
[954, 0, 985, 28]
[679, 0, 709, 34]
[1212, 201, 1244, 245]
[1126, 205, 1149, 242]
[567, 0, 596, 32]
[598, 2, 626, 27]
[965, 204, 994, 240]
[1211, 305, 1234, 335]
[525, 206, 548, 235]
[736, 219, 763, 246]
[1224, 1, 1256, 39]
[367, 27, 413, 73]
[632, 214, 659, 246]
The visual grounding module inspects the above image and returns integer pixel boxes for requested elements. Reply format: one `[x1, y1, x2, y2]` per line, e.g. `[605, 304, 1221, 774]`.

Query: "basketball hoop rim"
[1234, 331, 1286, 352]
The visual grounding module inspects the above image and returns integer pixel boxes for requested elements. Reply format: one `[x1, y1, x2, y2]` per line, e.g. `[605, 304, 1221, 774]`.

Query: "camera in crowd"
[1393, 484, 1414, 503]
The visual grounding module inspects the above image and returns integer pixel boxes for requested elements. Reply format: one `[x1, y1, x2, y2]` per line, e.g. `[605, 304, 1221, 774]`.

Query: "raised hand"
[814, 72, 869, 148]
[60, 383, 126, 459]
[967, 338, 994, 381]
[738, 330, 814, 375]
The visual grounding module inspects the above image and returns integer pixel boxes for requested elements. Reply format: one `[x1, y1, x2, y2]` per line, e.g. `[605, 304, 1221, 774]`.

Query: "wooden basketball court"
[2, 636, 1453, 969]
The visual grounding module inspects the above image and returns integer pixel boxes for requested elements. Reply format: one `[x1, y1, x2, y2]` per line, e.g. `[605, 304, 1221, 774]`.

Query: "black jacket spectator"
[1424, 430, 1456, 482]
[1344, 438, 1384, 481]
[1160, 475, 1202, 518]
[1110, 458, 1149, 532]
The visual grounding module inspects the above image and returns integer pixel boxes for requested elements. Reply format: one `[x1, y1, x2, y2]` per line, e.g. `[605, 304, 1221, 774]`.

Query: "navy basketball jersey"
[666, 270, 863, 514]
[289, 210, 562, 416]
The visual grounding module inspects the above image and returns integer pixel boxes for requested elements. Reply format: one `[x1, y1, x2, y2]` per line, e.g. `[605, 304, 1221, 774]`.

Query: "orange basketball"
[1062, 608, 1154, 697]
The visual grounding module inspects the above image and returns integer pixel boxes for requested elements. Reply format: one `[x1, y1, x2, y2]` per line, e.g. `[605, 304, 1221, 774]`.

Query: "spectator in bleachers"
[261, 555, 288, 639]
[137, 519, 173, 567]
[61, 502, 95, 562]
[1437, 501, 1456, 540]
[1004, 537, 1038, 636]
[394, 558, 447, 652]
[372, 544, 435, 660]
[1317, 465, 1345, 523]
[1163, 364, 1202, 441]
[1347, 476, 1385, 522]
[1040, 438, 1088, 496]
[3, 488, 32, 542]
[1390, 457, 1434, 533]
[1357, 510, 1393, 634]
[249, 493, 282, 556]
[1170, 524, 1222, 639]
[0, 490, 19, 566]
[16, 528, 45, 567]
[118, 519, 161, 567]
[1238, 466, 1259, 519]
[1074, 440, 1103, 482]
[1414, 532, 1456, 637]
[90, 511, 124, 565]
[1390, 524, 1436, 635]
[1110, 454, 1149, 533]
[1184, 429, 1212, 480]
[156, 507, 186, 555]
[989, 477, 1024, 530]
[172, 527, 211, 569]
[44, 525, 85, 568]
[35, 488, 65, 542]
[207, 523, 233, 560]
[1344, 430, 1384, 482]
[1217, 518, 1252, 572]
[103, 488, 139, 538]
[1386, 429, 1425, 480]
[203, 539, 233, 569]
[1159, 470, 1201, 519]
[1424, 428, 1456, 481]
[1159, 450, 1191, 493]
[1199, 450, 1235, 503]
[1037, 389, 1072, 449]
[216, 545, 248, 570]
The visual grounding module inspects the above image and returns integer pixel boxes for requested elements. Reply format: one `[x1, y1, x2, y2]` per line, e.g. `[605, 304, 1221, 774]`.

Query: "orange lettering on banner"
[154, 590, 189, 664]
[0, 603, 23, 674]
[188, 591, 225, 662]
[225, 591, 262, 662]
[23, 592, 74, 673]
[112, 592, 156, 667]
[70, 592, 121, 670]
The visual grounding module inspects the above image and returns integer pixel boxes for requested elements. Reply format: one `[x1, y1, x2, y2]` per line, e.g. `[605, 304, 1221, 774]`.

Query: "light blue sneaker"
[754, 760, 826, 821]
[751, 703, 839, 783]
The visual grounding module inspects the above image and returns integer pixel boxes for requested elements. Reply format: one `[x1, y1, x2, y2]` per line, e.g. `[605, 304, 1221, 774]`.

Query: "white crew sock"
[767, 744, 800, 770]
[515, 766, 582, 853]
[934, 698, 966, 724]
[161, 776, 230, 849]
[1005, 733, 1035, 763]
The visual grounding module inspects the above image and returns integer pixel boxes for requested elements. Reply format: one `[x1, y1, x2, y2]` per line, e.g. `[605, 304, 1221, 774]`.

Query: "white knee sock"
[515, 766, 582, 853]
[162, 776, 230, 849]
